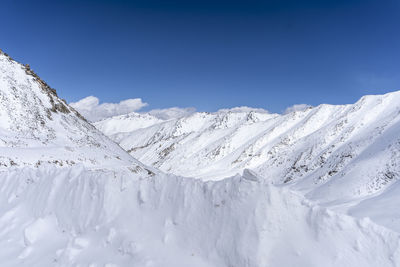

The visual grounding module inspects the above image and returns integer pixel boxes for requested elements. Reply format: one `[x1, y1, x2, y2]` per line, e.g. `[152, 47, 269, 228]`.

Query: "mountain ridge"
[95, 90, 400, 179]
[0, 48, 150, 172]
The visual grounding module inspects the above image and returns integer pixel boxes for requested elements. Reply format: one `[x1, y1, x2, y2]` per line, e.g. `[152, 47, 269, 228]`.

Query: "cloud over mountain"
[70, 96, 148, 122]
[71, 96, 196, 122]
[283, 104, 312, 114]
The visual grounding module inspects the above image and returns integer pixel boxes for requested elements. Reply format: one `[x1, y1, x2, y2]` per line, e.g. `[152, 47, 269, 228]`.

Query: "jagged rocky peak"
[0, 49, 147, 171]
[0, 48, 76, 116]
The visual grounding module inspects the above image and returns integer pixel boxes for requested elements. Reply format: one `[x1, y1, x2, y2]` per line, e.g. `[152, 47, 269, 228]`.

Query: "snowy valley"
[1, 49, 400, 267]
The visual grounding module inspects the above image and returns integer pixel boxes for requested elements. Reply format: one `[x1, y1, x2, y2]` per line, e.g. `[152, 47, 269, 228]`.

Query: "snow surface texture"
[2, 166, 400, 267]
[1, 48, 400, 266]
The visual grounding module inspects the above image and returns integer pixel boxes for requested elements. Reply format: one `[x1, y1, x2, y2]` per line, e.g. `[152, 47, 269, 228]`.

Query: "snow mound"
[1, 165, 399, 267]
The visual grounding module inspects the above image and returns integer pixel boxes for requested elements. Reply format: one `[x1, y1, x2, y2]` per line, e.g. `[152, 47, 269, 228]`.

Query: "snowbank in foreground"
[1, 165, 399, 267]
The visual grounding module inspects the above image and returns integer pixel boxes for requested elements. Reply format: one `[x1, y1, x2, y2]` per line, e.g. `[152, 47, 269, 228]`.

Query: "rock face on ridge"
[0, 49, 144, 170]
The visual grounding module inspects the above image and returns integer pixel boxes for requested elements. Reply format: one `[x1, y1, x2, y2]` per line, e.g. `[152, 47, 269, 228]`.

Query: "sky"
[1, 0, 399, 113]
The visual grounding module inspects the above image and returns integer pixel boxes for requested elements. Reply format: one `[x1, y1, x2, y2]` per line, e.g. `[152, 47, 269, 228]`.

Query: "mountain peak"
[0, 50, 145, 171]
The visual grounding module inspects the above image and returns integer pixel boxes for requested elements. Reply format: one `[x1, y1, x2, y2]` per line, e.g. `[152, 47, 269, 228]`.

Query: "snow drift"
[1, 166, 400, 267]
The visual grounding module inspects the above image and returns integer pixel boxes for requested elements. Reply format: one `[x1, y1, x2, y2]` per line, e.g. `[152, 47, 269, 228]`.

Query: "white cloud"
[70, 96, 148, 122]
[218, 106, 269, 114]
[147, 107, 196, 120]
[283, 104, 312, 114]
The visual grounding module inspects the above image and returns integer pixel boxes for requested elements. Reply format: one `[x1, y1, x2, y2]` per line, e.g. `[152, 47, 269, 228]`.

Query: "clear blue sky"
[1, 0, 399, 112]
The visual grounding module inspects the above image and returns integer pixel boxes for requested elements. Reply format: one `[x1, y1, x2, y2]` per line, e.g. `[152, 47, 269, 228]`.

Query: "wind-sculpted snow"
[1, 166, 399, 267]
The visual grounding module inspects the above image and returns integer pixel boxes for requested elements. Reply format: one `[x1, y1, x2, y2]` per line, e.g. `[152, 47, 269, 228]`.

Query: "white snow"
[1, 48, 400, 266]
[96, 92, 400, 188]
[1, 166, 400, 267]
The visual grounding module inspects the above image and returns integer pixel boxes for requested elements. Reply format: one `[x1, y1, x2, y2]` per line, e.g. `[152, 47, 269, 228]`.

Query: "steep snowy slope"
[95, 112, 164, 136]
[0, 49, 143, 170]
[94, 108, 276, 177]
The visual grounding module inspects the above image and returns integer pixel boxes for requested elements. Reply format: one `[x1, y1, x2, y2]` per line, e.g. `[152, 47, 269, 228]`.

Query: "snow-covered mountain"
[0, 49, 144, 170]
[95, 91, 400, 229]
[1, 48, 400, 267]
[97, 93, 400, 183]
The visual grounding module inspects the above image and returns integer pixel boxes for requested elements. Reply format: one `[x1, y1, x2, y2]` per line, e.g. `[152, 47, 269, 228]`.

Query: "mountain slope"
[0, 49, 144, 170]
[96, 92, 400, 181]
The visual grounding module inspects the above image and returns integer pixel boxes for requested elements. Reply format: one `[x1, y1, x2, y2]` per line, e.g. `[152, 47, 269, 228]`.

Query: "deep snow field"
[1, 49, 400, 267]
